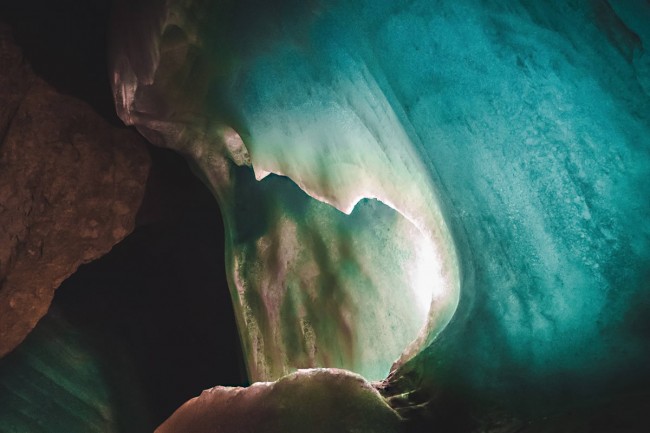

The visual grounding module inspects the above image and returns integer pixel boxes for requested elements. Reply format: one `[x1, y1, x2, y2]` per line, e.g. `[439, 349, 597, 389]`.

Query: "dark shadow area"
[55, 146, 247, 427]
[0, 0, 119, 123]
[1, 0, 247, 427]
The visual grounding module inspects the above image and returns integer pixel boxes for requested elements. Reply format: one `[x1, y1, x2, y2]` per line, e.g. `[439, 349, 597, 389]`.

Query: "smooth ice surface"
[156, 368, 401, 433]
[112, 0, 650, 412]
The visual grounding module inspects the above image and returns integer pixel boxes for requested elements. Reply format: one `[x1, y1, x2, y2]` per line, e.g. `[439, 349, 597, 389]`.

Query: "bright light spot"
[410, 230, 444, 316]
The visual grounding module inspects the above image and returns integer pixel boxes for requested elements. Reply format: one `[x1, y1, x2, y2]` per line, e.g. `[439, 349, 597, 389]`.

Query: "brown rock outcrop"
[0, 23, 150, 357]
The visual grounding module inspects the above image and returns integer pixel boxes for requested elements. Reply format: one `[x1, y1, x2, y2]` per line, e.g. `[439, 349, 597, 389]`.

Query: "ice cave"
[1, 0, 649, 432]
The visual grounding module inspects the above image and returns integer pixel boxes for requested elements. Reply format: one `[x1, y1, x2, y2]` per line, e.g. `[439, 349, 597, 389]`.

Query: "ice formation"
[112, 0, 459, 383]
[0, 311, 151, 432]
[111, 0, 650, 420]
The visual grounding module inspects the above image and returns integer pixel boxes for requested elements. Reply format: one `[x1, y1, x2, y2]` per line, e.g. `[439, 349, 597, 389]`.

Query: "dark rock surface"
[0, 23, 150, 357]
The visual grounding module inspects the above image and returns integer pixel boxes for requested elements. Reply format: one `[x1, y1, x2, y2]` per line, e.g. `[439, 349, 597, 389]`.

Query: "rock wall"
[0, 23, 150, 357]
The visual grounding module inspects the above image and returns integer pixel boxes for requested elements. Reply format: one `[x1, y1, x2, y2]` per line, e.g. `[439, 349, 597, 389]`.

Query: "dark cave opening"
[1, 0, 247, 428]
[0, 0, 119, 124]
[53, 146, 247, 427]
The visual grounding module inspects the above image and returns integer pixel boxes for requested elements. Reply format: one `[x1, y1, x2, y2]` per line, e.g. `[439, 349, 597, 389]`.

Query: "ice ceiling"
[112, 0, 650, 418]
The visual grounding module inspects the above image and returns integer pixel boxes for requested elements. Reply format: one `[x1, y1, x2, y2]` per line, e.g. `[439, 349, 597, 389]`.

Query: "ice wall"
[111, 0, 650, 415]
[0, 310, 151, 432]
[112, 0, 459, 383]
[381, 0, 650, 411]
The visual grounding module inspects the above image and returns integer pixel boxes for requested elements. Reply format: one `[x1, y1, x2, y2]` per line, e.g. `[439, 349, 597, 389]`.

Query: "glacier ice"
[111, 0, 459, 383]
[111, 0, 650, 424]
[0, 310, 151, 432]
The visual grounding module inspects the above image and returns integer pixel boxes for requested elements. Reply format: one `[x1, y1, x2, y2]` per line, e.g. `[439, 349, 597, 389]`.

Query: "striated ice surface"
[0, 310, 151, 432]
[112, 0, 650, 417]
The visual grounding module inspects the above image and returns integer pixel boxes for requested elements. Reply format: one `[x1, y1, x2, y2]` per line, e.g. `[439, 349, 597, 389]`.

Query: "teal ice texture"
[112, 0, 650, 415]
[0, 310, 151, 433]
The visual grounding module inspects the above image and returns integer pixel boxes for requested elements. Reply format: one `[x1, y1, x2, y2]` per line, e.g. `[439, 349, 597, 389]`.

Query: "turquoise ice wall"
[369, 0, 650, 409]
[112, 0, 650, 413]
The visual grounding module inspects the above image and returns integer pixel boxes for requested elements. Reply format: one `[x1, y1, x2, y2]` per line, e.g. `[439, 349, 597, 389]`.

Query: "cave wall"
[0, 22, 150, 357]
[110, 0, 650, 429]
